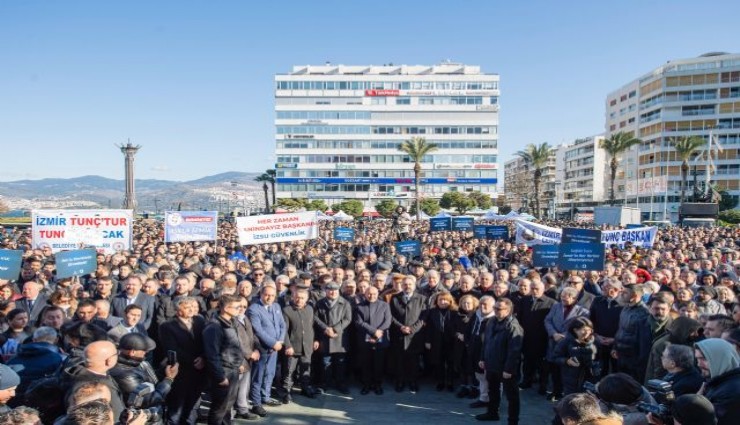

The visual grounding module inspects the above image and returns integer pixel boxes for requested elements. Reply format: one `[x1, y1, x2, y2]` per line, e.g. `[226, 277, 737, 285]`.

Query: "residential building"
[274, 62, 500, 206]
[605, 52, 740, 221]
[554, 135, 607, 219]
[503, 151, 557, 218]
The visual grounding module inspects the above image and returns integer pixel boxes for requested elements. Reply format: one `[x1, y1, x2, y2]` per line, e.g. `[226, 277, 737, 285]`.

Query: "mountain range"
[0, 172, 266, 212]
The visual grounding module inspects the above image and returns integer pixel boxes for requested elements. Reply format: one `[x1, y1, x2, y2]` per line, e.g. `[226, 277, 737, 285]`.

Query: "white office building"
[554, 135, 607, 220]
[274, 62, 500, 206]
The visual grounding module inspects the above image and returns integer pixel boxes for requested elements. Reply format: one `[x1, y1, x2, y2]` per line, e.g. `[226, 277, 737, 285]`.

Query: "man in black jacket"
[203, 294, 245, 425]
[279, 288, 317, 401]
[109, 333, 178, 414]
[159, 296, 206, 425]
[476, 298, 523, 424]
[354, 286, 392, 395]
[694, 338, 740, 425]
[517, 280, 555, 394]
[389, 276, 427, 393]
[314, 282, 353, 394]
[589, 278, 623, 378]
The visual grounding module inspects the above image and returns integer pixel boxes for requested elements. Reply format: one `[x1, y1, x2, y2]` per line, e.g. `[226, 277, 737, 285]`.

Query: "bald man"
[69, 341, 125, 419]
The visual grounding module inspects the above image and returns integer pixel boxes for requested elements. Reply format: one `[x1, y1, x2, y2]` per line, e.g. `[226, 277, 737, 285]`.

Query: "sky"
[1, 1, 738, 182]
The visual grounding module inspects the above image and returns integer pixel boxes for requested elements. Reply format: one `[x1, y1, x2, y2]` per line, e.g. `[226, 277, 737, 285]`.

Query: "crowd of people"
[0, 213, 737, 425]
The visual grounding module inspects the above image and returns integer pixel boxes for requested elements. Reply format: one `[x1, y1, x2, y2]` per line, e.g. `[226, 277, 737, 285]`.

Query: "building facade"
[554, 135, 607, 219]
[274, 63, 500, 206]
[503, 152, 557, 218]
[605, 52, 740, 221]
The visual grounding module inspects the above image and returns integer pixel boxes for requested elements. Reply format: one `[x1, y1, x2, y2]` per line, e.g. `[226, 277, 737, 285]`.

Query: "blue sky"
[1, 1, 738, 182]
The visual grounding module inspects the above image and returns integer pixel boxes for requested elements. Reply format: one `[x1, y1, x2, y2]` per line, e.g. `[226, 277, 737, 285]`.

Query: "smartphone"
[167, 350, 177, 366]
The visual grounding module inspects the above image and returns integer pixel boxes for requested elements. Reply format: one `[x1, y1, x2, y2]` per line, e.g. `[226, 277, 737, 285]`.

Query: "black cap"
[119, 333, 157, 352]
[444, 272, 455, 280]
[409, 260, 423, 268]
[325, 282, 341, 290]
[299, 272, 313, 280]
[377, 262, 392, 271]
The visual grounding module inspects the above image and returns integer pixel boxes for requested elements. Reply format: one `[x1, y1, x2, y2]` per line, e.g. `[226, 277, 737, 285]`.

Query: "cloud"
[150, 165, 171, 172]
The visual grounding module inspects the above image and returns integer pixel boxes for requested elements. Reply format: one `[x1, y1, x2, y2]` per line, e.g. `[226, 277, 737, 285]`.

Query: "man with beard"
[694, 338, 740, 425]
[517, 280, 555, 394]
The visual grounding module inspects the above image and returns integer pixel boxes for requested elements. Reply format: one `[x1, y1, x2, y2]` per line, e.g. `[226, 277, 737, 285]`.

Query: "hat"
[443, 272, 455, 280]
[0, 364, 20, 390]
[299, 272, 313, 280]
[697, 286, 717, 298]
[119, 333, 157, 352]
[392, 273, 405, 280]
[325, 282, 340, 290]
[671, 394, 717, 425]
[295, 283, 310, 290]
[409, 260, 423, 268]
[377, 262, 392, 272]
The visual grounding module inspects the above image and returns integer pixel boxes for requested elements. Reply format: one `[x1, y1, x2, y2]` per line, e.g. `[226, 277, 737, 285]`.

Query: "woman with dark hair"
[552, 317, 598, 395]
[48, 288, 77, 319]
[425, 291, 458, 391]
[453, 294, 478, 398]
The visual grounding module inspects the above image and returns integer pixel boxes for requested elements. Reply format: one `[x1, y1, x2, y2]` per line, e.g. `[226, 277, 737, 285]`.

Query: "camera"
[121, 383, 162, 424]
[636, 379, 675, 424]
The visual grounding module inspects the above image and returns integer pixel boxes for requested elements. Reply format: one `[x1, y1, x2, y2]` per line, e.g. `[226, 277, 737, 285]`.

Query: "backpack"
[21, 355, 85, 424]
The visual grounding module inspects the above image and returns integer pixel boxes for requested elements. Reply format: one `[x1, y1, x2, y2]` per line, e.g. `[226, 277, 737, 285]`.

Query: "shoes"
[395, 382, 405, 392]
[301, 387, 317, 399]
[409, 382, 419, 392]
[263, 398, 282, 407]
[361, 386, 371, 395]
[457, 387, 471, 398]
[546, 392, 563, 402]
[280, 394, 292, 404]
[470, 400, 488, 408]
[374, 386, 384, 395]
[537, 387, 547, 396]
[475, 412, 500, 421]
[235, 411, 259, 420]
[250, 406, 268, 417]
[436, 382, 445, 391]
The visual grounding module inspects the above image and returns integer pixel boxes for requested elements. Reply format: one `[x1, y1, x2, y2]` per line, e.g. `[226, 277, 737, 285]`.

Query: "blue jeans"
[250, 350, 277, 406]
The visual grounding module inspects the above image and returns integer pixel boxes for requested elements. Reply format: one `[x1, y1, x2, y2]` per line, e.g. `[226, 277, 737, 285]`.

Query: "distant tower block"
[118, 141, 141, 211]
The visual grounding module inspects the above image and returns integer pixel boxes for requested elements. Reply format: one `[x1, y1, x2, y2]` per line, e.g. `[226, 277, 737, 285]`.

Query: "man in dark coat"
[476, 298, 523, 423]
[389, 276, 427, 393]
[354, 286, 392, 395]
[159, 296, 207, 425]
[566, 275, 595, 310]
[313, 282, 353, 394]
[695, 338, 740, 425]
[111, 275, 156, 329]
[234, 295, 261, 420]
[516, 280, 555, 394]
[18, 280, 49, 323]
[279, 288, 317, 401]
[613, 284, 652, 384]
[589, 278, 623, 378]
[645, 316, 702, 382]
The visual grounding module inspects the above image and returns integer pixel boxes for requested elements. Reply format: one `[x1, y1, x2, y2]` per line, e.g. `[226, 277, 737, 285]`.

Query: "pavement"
[225, 383, 557, 424]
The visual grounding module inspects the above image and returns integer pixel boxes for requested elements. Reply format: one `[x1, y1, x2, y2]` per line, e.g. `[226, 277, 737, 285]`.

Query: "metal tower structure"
[118, 141, 141, 211]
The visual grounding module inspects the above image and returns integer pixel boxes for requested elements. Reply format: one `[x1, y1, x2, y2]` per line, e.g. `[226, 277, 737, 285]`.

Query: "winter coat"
[425, 307, 456, 366]
[644, 316, 701, 382]
[467, 312, 493, 374]
[552, 334, 597, 395]
[389, 292, 427, 353]
[354, 300, 392, 348]
[662, 367, 703, 397]
[451, 310, 475, 373]
[589, 296, 623, 340]
[544, 302, 590, 361]
[614, 302, 652, 371]
[704, 368, 740, 425]
[282, 303, 316, 359]
[203, 316, 245, 383]
[6, 342, 65, 394]
[314, 296, 352, 354]
[518, 295, 556, 359]
[481, 315, 523, 376]
[109, 356, 172, 409]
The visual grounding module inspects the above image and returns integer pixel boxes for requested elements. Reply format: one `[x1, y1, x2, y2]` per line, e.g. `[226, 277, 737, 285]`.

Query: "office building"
[274, 62, 500, 206]
[605, 52, 740, 220]
[554, 134, 607, 220]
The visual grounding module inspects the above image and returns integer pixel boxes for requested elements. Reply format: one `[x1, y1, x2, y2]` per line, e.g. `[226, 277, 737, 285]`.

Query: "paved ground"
[224, 383, 556, 424]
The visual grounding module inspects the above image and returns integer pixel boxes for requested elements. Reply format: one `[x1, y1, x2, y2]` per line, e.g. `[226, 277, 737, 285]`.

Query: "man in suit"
[566, 275, 595, 310]
[111, 275, 155, 329]
[247, 284, 286, 418]
[107, 304, 148, 345]
[516, 280, 555, 394]
[159, 296, 206, 425]
[19, 280, 49, 323]
[389, 275, 427, 393]
[314, 282, 353, 394]
[279, 288, 317, 402]
[233, 295, 261, 420]
[354, 286, 391, 395]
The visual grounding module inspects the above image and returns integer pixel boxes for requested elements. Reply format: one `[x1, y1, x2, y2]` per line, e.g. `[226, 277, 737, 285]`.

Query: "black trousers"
[546, 362, 563, 395]
[208, 368, 239, 425]
[395, 347, 420, 384]
[359, 343, 386, 387]
[165, 369, 204, 425]
[486, 371, 520, 424]
[521, 350, 547, 390]
[281, 354, 311, 393]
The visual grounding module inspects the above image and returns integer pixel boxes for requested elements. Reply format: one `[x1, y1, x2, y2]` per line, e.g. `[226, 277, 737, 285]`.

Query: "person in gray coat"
[279, 288, 318, 401]
[313, 282, 353, 394]
[354, 286, 391, 395]
[544, 287, 590, 400]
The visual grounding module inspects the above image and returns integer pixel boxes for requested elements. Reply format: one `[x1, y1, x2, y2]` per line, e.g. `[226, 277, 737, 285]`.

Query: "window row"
[276, 154, 497, 164]
[276, 170, 497, 178]
[277, 140, 498, 150]
[276, 125, 497, 135]
[276, 81, 498, 91]
[276, 111, 371, 120]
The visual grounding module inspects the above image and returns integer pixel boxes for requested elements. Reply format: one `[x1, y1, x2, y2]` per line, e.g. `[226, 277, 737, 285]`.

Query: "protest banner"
[561, 228, 602, 244]
[473, 226, 488, 239]
[55, 249, 98, 278]
[557, 243, 606, 271]
[236, 211, 319, 245]
[451, 217, 474, 231]
[429, 217, 451, 232]
[514, 220, 562, 245]
[333, 227, 355, 242]
[0, 250, 22, 280]
[532, 245, 559, 268]
[601, 227, 657, 248]
[32, 210, 133, 254]
[164, 211, 218, 243]
[486, 225, 509, 240]
[395, 240, 421, 257]
[515, 220, 657, 248]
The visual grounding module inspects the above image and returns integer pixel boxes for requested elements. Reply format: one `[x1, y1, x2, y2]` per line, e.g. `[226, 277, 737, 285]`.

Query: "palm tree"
[397, 137, 438, 220]
[255, 173, 271, 213]
[670, 135, 705, 204]
[515, 142, 552, 219]
[266, 169, 277, 206]
[600, 132, 642, 205]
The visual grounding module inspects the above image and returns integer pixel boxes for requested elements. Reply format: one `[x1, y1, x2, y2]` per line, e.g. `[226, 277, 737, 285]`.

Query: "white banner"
[236, 211, 319, 245]
[625, 176, 668, 196]
[515, 220, 658, 248]
[32, 210, 133, 254]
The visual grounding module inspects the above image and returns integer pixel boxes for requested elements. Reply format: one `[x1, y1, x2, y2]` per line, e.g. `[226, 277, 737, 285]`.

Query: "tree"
[440, 192, 476, 214]
[515, 142, 553, 219]
[375, 199, 399, 218]
[265, 169, 277, 206]
[409, 198, 441, 217]
[275, 198, 306, 211]
[254, 173, 271, 213]
[670, 135, 705, 204]
[332, 200, 363, 217]
[719, 209, 740, 224]
[719, 190, 738, 211]
[600, 132, 642, 205]
[397, 137, 439, 220]
[306, 199, 328, 212]
[467, 191, 493, 210]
